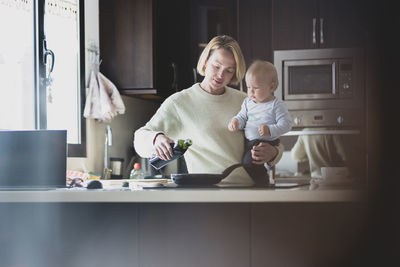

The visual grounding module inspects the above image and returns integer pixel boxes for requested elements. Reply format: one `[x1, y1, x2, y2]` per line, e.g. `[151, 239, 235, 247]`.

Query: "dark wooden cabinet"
[272, 0, 317, 50]
[189, 0, 238, 84]
[99, 0, 193, 98]
[99, 0, 238, 98]
[250, 203, 368, 266]
[99, 0, 369, 98]
[317, 0, 368, 49]
[99, 0, 153, 92]
[138, 204, 250, 267]
[1, 202, 373, 267]
[154, 0, 192, 97]
[272, 0, 368, 50]
[238, 0, 273, 65]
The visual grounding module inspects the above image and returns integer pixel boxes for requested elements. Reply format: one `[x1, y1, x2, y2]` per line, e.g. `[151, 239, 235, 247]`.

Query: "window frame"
[37, 0, 86, 157]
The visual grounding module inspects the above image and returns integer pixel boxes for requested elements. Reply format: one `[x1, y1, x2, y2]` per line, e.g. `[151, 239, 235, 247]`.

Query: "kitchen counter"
[0, 181, 365, 203]
[0, 179, 370, 267]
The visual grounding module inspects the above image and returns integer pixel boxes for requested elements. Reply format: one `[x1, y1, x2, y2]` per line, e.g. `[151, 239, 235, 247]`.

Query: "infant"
[228, 60, 292, 185]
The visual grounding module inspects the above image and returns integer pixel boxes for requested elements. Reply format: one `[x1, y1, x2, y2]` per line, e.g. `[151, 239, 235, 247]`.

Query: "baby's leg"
[242, 139, 269, 186]
[242, 139, 259, 164]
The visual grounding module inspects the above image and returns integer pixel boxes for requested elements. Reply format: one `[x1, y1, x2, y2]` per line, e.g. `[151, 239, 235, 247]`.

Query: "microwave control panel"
[338, 61, 353, 98]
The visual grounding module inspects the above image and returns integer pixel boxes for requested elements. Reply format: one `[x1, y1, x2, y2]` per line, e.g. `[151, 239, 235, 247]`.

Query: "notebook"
[0, 130, 67, 189]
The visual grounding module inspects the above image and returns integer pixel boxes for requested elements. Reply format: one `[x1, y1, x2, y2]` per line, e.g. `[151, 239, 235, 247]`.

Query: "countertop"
[0, 178, 365, 203]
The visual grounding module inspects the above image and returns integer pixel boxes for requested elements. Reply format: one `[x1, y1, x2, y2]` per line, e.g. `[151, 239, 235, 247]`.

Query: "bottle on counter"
[130, 163, 144, 179]
[149, 139, 192, 170]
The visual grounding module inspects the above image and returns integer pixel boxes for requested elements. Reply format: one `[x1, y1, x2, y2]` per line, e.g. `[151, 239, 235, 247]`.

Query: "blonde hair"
[197, 35, 246, 85]
[246, 60, 279, 88]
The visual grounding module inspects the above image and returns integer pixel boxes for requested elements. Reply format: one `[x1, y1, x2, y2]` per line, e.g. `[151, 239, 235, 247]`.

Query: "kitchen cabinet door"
[154, 0, 193, 97]
[250, 203, 368, 267]
[138, 203, 250, 267]
[238, 0, 273, 65]
[272, 0, 367, 50]
[0, 203, 140, 267]
[99, 0, 193, 98]
[318, 0, 368, 49]
[272, 0, 318, 50]
[99, 0, 153, 91]
[189, 0, 238, 84]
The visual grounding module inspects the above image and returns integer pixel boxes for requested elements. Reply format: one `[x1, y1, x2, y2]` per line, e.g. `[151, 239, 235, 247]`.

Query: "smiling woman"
[0, 0, 86, 157]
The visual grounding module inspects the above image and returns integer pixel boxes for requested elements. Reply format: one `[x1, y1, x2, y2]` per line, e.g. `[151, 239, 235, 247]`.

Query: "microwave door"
[283, 59, 337, 100]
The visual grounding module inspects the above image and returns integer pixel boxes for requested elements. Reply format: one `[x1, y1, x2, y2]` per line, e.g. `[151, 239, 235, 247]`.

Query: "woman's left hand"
[251, 142, 278, 165]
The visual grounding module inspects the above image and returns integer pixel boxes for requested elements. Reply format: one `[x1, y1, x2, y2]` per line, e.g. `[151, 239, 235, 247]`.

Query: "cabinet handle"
[320, 18, 324, 44]
[171, 62, 178, 92]
[193, 68, 197, 83]
[312, 18, 317, 44]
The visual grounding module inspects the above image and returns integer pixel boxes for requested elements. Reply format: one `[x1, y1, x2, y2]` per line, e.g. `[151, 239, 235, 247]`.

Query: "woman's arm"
[134, 95, 182, 158]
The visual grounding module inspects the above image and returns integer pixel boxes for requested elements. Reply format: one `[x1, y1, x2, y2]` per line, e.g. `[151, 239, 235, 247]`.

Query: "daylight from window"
[0, 1, 35, 130]
[45, 0, 80, 143]
[0, 0, 82, 145]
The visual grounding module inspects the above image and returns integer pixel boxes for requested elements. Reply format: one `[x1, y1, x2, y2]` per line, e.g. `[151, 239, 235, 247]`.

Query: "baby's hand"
[258, 125, 270, 136]
[228, 118, 239, 132]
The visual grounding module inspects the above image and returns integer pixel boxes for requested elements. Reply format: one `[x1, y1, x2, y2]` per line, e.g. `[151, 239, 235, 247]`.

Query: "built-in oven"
[274, 48, 365, 128]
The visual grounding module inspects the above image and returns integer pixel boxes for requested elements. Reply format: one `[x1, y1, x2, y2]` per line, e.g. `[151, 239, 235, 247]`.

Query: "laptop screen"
[0, 130, 67, 188]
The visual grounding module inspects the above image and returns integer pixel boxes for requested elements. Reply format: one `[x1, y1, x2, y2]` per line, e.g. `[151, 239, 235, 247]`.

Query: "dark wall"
[360, 1, 400, 266]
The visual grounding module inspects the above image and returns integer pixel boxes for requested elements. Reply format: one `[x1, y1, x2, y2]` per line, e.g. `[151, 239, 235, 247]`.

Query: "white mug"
[321, 167, 349, 180]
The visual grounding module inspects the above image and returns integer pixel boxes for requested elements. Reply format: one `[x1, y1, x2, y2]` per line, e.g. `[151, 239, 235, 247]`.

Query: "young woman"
[134, 35, 283, 184]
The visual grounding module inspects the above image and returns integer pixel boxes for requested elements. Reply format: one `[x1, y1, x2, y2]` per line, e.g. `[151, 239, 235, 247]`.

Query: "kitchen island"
[0, 186, 365, 203]
[0, 181, 370, 267]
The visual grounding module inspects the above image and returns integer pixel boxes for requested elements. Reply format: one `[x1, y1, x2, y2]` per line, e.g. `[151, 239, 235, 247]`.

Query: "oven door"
[283, 59, 337, 100]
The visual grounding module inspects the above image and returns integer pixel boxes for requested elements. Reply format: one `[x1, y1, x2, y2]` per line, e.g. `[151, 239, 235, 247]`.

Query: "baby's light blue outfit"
[233, 97, 292, 171]
[234, 97, 292, 141]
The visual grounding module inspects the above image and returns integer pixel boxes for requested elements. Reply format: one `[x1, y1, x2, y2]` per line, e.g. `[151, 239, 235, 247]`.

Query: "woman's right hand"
[153, 133, 174, 160]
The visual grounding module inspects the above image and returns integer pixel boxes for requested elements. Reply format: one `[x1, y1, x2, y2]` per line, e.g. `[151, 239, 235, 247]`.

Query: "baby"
[228, 60, 292, 185]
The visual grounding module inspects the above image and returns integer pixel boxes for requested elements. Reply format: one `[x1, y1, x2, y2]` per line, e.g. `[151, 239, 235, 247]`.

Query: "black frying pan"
[171, 163, 243, 185]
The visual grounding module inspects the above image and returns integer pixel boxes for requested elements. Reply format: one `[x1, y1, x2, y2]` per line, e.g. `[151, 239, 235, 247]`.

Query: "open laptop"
[0, 130, 67, 190]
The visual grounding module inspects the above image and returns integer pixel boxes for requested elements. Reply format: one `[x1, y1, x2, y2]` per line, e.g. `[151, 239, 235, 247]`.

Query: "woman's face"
[202, 49, 236, 94]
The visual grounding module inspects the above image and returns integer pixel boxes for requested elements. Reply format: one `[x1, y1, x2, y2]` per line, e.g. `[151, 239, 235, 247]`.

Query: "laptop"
[0, 130, 67, 190]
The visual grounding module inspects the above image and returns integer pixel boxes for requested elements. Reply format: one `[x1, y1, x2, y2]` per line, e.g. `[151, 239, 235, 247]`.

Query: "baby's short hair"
[246, 60, 279, 88]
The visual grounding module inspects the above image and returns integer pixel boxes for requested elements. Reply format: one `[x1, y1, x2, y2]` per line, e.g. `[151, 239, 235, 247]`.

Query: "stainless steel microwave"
[274, 48, 365, 127]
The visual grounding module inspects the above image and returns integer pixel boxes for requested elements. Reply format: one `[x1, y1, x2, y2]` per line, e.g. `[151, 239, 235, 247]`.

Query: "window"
[0, 0, 86, 157]
[0, 0, 35, 130]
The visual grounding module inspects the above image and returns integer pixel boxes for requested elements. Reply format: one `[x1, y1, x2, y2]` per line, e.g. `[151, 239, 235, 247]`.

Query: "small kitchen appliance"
[274, 48, 365, 128]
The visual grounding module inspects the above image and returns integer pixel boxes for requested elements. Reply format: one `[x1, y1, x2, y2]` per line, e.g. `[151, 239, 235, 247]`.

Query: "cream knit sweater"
[134, 83, 283, 184]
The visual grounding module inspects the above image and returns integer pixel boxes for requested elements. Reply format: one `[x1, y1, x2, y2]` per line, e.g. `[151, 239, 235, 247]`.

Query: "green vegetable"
[176, 139, 192, 150]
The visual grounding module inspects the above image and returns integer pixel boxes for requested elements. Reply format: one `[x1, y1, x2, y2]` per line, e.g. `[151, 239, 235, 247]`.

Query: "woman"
[134, 35, 283, 184]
